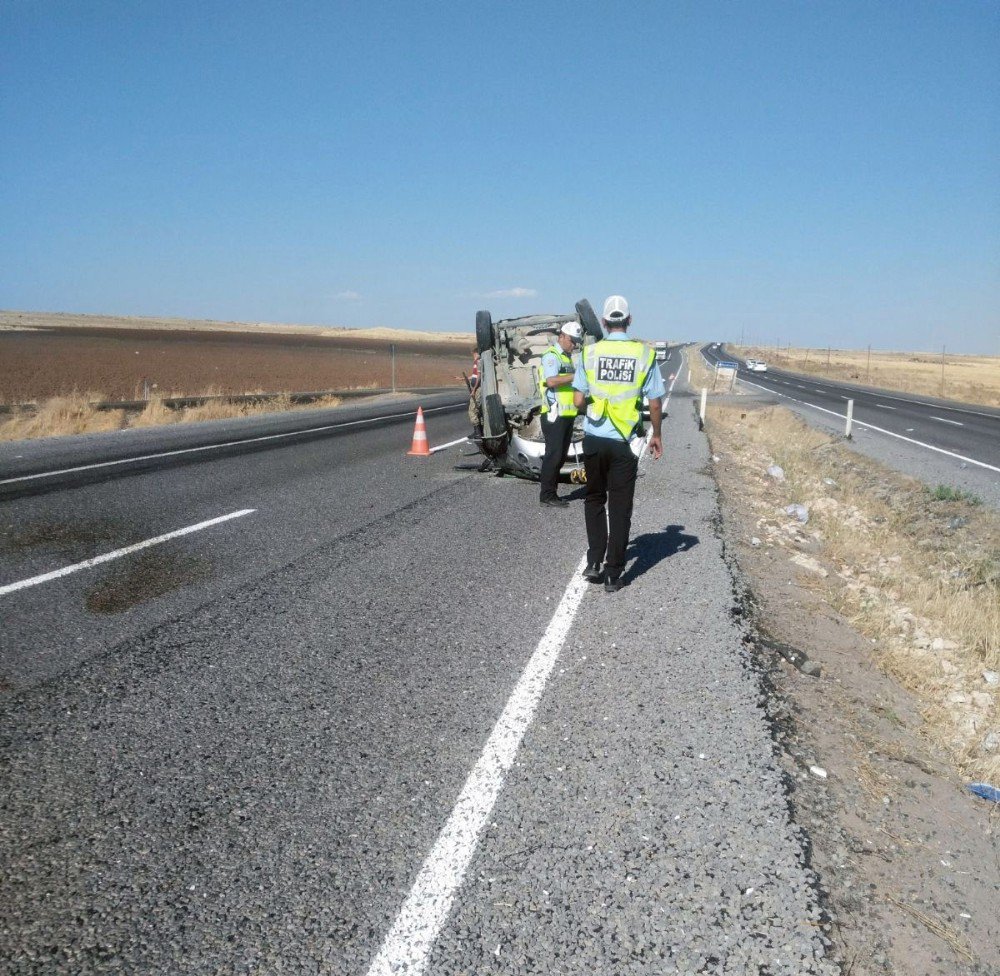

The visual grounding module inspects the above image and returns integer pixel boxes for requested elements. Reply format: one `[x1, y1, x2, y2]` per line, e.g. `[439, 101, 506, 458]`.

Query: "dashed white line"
[366, 557, 590, 976]
[0, 404, 460, 487]
[930, 416, 964, 426]
[736, 377, 1000, 473]
[0, 509, 255, 597]
[875, 404, 896, 410]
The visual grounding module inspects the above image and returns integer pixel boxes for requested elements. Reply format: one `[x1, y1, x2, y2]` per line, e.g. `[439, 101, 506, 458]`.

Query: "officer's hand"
[649, 435, 663, 460]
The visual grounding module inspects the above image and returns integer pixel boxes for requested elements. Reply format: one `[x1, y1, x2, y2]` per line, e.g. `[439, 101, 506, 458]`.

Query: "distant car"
[746, 359, 767, 373]
[473, 299, 652, 480]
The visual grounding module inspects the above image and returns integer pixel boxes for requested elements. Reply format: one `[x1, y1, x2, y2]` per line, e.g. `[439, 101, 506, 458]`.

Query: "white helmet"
[560, 321, 584, 342]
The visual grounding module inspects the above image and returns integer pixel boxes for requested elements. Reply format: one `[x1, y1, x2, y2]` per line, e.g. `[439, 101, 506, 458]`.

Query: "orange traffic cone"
[407, 407, 431, 456]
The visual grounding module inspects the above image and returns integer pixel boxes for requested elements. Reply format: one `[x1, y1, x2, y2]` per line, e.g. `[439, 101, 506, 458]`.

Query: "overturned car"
[471, 299, 651, 480]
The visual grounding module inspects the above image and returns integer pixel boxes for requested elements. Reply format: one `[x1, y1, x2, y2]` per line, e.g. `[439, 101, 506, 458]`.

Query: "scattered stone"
[785, 503, 809, 523]
[800, 660, 822, 677]
[750, 537, 761, 547]
[790, 553, 828, 578]
[822, 477, 838, 487]
[809, 497, 839, 515]
[970, 692, 994, 710]
[767, 464, 785, 481]
[809, 765, 828, 780]
[948, 516, 969, 530]
[983, 671, 999, 687]
[931, 637, 959, 651]
[939, 659, 957, 675]
[981, 731, 1000, 753]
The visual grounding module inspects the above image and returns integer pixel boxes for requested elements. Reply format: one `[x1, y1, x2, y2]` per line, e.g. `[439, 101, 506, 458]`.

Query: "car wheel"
[575, 299, 603, 339]
[481, 393, 509, 457]
[476, 310, 493, 354]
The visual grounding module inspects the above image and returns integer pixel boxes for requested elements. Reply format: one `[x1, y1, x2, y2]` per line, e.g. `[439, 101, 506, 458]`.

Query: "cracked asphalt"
[1, 382, 836, 975]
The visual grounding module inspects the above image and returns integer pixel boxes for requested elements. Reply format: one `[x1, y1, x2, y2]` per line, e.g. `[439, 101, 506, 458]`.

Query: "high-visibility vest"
[582, 338, 655, 438]
[539, 345, 578, 417]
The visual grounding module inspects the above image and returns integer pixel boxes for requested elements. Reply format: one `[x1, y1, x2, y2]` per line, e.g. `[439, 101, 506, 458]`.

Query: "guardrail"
[0, 385, 464, 415]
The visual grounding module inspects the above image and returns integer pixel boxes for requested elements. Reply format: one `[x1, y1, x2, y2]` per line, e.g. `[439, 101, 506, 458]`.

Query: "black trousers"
[539, 414, 575, 500]
[582, 435, 638, 577]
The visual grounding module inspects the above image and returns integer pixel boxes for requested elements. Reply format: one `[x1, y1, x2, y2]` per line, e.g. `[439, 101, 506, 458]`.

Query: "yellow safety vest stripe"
[539, 345, 578, 416]
[582, 339, 655, 437]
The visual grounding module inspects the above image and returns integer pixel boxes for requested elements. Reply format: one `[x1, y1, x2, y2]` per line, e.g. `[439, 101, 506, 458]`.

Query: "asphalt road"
[1, 353, 835, 975]
[700, 344, 1000, 473]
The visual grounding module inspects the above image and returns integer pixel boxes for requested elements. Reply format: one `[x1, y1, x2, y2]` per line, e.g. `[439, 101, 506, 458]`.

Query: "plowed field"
[1, 325, 470, 402]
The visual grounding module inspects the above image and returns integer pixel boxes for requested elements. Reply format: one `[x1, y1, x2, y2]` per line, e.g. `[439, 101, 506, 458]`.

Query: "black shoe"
[582, 562, 603, 583]
[604, 574, 625, 593]
[539, 496, 569, 508]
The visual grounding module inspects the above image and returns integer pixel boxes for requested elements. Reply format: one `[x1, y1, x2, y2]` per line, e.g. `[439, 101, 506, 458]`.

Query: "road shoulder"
[709, 434, 1000, 975]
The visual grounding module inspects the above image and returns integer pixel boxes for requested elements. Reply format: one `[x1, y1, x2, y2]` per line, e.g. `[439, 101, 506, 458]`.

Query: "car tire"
[476, 310, 493, 354]
[576, 299, 603, 339]
[481, 393, 509, 457]
[483, 392, 506, 437]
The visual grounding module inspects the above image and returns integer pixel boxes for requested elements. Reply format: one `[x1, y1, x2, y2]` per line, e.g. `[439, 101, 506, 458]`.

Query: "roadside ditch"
[702, 401, 999, 976]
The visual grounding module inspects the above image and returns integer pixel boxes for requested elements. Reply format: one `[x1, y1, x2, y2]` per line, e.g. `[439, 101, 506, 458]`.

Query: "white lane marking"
[0, 404, 460, 486]
[735, 364, 999, 420]
[796, 384, 807, 389]
[824, 387, 999, 419]
[665, 369, 678, 406]
[429, 436, 470, 454]
[0, 509, 255, 597]
[875, 404, 896, 410]
[813, 388, 826, 394]
[366, 557, 590, 976]
[737, 377, 1000, 473]
[930, 415, 964, 426]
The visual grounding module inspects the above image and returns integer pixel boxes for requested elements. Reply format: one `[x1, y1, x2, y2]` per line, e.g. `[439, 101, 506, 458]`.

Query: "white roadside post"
[845, 398, 854, 439]
[700, 388, 708, 427]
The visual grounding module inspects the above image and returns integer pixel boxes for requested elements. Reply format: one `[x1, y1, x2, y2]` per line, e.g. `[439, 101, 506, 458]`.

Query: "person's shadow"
[626, 525, 699, 582]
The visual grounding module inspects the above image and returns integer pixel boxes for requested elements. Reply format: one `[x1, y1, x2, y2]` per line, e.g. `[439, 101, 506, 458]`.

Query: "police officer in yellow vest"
[572, 296, 664, 591]
[538, 321, 584, 507]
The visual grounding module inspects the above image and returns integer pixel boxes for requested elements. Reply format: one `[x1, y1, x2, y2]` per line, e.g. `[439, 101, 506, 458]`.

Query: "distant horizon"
[3, 306, 996, 359]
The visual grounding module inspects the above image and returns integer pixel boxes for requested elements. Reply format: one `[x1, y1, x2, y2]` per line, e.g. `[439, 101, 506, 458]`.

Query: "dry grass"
[707, 404, 1000, 781]
[0, 393, 343, 442]
[0, 393, 126, 440]
[883, 893, 975, 963]
[734, 345, 1000, 408]
[684, 345, 732, 393]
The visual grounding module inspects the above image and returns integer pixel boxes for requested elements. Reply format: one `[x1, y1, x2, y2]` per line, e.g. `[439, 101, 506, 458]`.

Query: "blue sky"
[2, 1, 998, 353]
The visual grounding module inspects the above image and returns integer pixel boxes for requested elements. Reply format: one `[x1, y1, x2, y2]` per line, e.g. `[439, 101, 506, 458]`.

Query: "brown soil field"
[735, 344, 1000, 408]
[0, 322, 472, 402]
